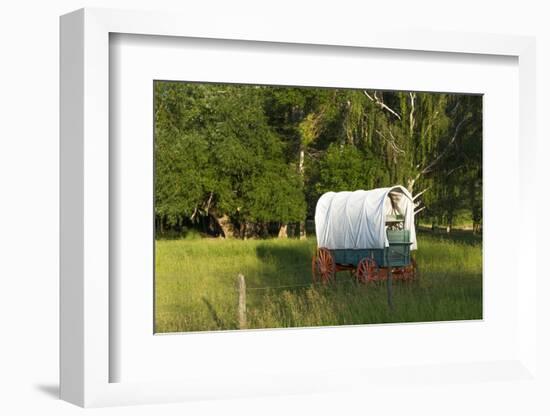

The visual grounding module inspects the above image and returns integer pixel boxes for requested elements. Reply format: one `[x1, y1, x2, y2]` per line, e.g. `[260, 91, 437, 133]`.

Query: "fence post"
[237, 273, 247, 329]
[387, 268, 394, 310]
[386, 249, 393, 311]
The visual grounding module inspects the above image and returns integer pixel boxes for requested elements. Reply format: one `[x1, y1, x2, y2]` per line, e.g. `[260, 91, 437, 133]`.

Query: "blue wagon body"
[330, 230, 412, 268]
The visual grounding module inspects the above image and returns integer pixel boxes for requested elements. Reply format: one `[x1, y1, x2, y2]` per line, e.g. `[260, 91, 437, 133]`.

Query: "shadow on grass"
[202, 297, 226, 329]
[254, 240, 364, 291]
[254, 241, 314, 286]
[255, 241, 313, 263]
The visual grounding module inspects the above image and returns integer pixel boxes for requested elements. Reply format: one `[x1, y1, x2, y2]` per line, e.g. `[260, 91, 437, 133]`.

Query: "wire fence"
[169, 269, 410, 296]
[245, 279, 360, 291]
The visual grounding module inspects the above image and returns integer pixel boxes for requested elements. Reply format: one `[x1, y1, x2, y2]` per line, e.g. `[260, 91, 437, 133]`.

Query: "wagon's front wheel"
[356, 257, 378, 283]
[312, 247, 335, 284]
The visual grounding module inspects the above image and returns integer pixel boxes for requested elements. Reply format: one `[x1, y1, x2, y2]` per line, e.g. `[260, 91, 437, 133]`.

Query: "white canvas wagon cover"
[314, 186, 417, 250]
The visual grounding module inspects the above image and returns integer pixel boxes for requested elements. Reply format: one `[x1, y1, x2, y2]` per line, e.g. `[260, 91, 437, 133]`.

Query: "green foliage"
[155, 82, 306, 232]
[315, 143, 389, 195]
[155, 132, 212, 225]
[244, 162, 306, 223]
[155, 81, 483, 236]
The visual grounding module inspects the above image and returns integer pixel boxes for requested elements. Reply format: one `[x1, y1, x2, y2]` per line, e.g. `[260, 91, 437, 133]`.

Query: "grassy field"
[155, 231, 482, 333]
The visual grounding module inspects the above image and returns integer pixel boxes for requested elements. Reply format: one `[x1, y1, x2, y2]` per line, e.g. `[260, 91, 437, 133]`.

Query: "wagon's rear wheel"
[356, 257, 378, 283]
[312, 247, 335, 284]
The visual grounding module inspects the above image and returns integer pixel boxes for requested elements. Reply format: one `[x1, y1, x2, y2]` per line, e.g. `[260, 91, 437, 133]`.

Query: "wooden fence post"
[237, 273, 247, 329]
[386, 246, 393, 310]
[387, 268, 394, 310]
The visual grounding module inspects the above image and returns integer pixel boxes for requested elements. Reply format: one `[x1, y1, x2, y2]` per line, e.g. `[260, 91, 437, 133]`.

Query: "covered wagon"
[312, 186, 418, 283]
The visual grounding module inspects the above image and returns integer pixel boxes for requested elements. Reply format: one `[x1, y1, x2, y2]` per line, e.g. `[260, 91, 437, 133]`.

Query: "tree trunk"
[446, 212, 454, 234]
[242, 222, 257, 239]
[212, 213, 234, 238]
[278, 223, 288, 238]
[288, 223, 296, 238]
[298, 148, 307, 240]
[407, 178, 415, 194]
[473, 221, 482, 235]
[299, 148, 305, 173]
[299, 222, 306, 240]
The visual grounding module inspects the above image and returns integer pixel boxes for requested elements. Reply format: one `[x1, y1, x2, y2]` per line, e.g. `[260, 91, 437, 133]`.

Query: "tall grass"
[155, 232, 482, 333]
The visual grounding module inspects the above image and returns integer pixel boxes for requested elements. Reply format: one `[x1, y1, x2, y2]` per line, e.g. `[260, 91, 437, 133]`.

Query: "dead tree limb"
[420, 116, 469, 175]
[407, 115, 470, 194]
[364, 91, 401, 120]
[376, 130, 405, 155]
[414, 206, 427, 215]
[413, 187, 431, 201]
[409, 116, 471, 189]
[409, 92, 416, 135]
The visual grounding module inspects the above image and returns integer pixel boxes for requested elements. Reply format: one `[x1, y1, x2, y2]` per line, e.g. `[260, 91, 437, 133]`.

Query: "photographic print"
[154, 81, 482, 333]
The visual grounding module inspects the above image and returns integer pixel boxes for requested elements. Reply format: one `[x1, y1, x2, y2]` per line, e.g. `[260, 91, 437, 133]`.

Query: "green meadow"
[154, 230, 482, 333]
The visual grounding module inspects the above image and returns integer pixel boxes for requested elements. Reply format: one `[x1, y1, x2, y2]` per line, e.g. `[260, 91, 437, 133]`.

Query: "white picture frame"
[60, 7, 538, 408]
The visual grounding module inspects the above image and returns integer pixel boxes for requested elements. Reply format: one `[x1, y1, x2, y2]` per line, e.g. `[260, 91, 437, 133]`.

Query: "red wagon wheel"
[356, 257, 379, 283]
[312, 247, 335, 284]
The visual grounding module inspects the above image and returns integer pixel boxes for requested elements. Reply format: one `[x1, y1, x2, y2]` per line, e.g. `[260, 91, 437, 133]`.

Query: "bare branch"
[387, 129, 400, 145]
[422, 111, 440, 138]
[376, 129, 405, 155]
[203, 191, 214, 213]
[413, 187, 431, 201]
[409, 92, 416, 135]
[420, 116, 470, 176]
[414, 206, 427, 215]
[408, 116, 470, 187]
[364, 90, 402, 120]
[450, 101, 460, 115]
[445, 165, 465, 177]
[190, 206, 198, 221]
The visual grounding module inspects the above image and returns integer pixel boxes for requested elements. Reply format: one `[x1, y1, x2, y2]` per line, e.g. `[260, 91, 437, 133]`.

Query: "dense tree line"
[154, 81, 482, 238]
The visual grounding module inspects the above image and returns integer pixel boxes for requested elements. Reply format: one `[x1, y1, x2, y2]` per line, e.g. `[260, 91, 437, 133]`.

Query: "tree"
[355, 90, 481, 229]
[243, 161, 306, 236]
[154, 82, 308, 238]
[315, 143, 389, 195]
[155, 81, 483, 238]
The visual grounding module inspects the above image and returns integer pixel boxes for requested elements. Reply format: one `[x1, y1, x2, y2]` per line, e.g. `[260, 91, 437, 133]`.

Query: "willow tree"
[357, 90, 480, 224]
